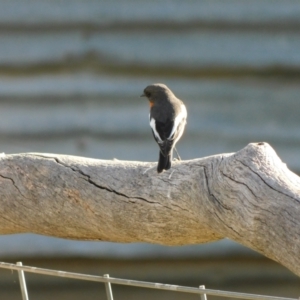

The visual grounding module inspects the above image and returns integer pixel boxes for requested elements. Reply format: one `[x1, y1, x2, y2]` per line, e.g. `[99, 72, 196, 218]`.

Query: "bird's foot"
[173, 157, 181, 161]
[174, 147, 181, 161]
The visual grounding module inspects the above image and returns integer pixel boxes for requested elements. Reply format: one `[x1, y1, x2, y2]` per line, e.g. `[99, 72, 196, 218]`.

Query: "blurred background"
[0, 0, 299, 299]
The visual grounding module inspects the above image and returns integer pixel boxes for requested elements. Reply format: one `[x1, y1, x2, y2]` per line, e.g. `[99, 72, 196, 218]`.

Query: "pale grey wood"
[0, 143, 299, 276]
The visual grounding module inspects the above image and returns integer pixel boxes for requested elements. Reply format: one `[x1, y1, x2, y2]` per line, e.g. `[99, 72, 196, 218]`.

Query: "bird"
[141, 83, 187, 173]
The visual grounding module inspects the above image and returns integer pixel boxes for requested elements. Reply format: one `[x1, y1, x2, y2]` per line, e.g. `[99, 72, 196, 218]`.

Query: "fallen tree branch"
[0, 143, 299, 276]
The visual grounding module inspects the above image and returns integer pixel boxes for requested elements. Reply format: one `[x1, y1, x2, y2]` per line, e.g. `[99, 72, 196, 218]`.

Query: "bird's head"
[141, 83, 174, 107]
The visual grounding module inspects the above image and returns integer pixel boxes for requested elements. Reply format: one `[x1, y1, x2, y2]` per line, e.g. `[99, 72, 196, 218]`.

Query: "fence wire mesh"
[0, 262, 298, 300]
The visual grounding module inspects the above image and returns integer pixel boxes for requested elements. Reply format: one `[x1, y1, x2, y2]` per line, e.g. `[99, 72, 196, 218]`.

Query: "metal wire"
[199, 285, 207, 300]
[0, 262, 297, 300]
[16, 262, 29, 300]
[104, 274, 114, 300]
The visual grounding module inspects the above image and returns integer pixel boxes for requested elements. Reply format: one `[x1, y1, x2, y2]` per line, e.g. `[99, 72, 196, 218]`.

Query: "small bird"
[141, 83, 187, 173]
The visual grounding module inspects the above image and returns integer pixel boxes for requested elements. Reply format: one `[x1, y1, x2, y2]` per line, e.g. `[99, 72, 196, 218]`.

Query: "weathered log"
[0, 142, 299, 276]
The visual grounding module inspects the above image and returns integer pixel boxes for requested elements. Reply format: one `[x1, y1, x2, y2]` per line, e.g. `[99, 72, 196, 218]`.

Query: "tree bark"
[0, 142, 299, 276]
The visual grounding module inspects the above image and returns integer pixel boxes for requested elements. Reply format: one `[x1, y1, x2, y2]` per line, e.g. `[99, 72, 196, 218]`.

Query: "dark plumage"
[141, 83, 187, 173]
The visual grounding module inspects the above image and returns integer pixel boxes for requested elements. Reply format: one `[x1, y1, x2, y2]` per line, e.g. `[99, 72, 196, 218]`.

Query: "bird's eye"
[146, 91, 151, 97]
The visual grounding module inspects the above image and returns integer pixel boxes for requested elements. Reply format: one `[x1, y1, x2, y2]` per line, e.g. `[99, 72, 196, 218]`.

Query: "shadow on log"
[0, 142, 299, 276]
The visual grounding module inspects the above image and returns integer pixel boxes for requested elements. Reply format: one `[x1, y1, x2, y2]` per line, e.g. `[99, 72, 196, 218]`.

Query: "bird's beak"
[140, 93, 146, 97]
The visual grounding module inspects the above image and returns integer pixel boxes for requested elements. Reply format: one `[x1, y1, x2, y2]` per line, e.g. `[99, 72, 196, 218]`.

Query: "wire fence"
[0, 261, 298, 300]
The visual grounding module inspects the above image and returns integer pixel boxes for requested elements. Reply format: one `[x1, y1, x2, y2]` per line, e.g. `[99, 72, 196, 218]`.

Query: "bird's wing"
[150, 117, 174, 157]
[150, 103, 187, 157]
[168, 115, 186, 146]
[168, 104, 187, 141]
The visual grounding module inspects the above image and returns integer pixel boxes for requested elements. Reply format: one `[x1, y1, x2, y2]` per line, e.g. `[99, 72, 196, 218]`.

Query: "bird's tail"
[157, 151, 172, 173]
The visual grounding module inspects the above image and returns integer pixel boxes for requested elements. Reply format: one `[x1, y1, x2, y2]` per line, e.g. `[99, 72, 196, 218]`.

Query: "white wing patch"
[150, 117, 163, 143]
[168, 104, 187, 139]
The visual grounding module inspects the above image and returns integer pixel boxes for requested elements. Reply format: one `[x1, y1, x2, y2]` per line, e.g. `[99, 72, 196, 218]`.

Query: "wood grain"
[0, 143, 299, 275]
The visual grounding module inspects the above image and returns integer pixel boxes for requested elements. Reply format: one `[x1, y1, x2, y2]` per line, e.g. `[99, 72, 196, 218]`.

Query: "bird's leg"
[143, 165, 156, 175]
[168, 170, 175, 179]
[174, 147, 181, 161]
